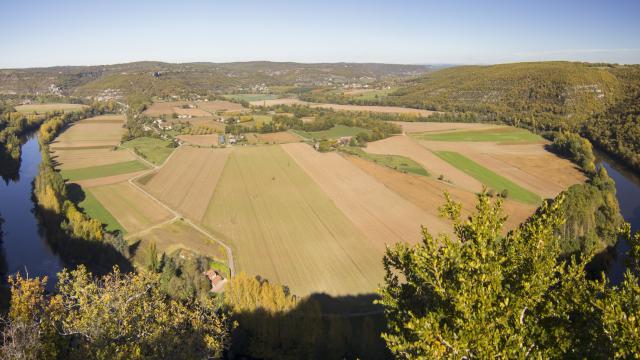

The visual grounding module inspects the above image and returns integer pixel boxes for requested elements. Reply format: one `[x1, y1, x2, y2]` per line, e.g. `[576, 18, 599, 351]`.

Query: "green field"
[435, 151, 542, 204]
[15, 103, 88, 114]
[61, 160, 149, 181]
[341, 147, 429, 177]
[415, 127, 543, 143]
[292, 125, 369, 139]
[121, 137, 175, 165]
[79, 191, 125, 234]
[201, 146, 381, 295]
[223, 94, 278, 102]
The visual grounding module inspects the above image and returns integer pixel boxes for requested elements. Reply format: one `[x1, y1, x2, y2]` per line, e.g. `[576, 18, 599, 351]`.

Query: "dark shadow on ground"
[227, 292, 390, 360]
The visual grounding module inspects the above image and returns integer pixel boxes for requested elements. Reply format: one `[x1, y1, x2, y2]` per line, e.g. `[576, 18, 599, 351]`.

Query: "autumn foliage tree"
[379, 191, 640, 358]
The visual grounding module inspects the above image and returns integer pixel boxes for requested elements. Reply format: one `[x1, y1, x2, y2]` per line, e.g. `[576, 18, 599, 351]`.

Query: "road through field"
[127, 145, 236, 276]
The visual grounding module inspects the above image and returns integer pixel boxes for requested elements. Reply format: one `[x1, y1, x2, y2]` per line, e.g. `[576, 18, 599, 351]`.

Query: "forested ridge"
[304, 62, 640, 173]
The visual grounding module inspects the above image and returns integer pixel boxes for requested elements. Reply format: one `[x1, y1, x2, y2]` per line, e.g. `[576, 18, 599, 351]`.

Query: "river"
[0, 135, 64, 290]
[596, 152, 640, 284]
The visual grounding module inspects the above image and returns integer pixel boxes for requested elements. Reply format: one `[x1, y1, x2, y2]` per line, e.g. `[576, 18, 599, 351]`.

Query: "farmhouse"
[203, 270, 227, 293]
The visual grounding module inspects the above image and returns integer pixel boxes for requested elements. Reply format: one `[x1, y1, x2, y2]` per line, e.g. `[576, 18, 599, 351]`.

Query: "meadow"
[121, 137, 175, 165]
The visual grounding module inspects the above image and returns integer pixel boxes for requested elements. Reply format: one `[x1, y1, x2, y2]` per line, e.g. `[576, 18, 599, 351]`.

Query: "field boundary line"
[126, 145, 236, 276]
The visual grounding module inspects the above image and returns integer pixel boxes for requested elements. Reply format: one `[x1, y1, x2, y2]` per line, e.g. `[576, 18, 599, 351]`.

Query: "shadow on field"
[228, 292, 391, 360]
[34, 205, 133, 277]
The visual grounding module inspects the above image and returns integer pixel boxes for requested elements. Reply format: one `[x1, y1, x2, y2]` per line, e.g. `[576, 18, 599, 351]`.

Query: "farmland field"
[255, 131, 302, 144]
[282, 143, 451, 248]
[293, 125, 369, 139]
[89, 182, 173, 234]
[414, 126, 544, 143]
[202, 145, 383, 295]
[121, 137, 175, 165]
[50, 115, 126, 149]
[224, 94, 278, 102]
[132, 219, 227, 265]
[176, 134, 219, 146]
[341, 147, 429, 177]
[15, 103, 88, 113]
[435, 151, 542, 204]
[139, 146, 230, 222]
[78, 191, 125, 234]
[51, 147, 135, 170]
[60, 160, 149, 181]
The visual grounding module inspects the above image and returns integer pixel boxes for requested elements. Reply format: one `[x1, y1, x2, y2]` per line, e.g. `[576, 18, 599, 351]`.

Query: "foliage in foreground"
[1, 266, 230, 360]
[379, 191, 640, 358]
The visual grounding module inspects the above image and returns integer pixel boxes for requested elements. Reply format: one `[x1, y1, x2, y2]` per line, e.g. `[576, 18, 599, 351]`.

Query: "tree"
[378, 191, 639, 358]
[2, 266, 231, 359]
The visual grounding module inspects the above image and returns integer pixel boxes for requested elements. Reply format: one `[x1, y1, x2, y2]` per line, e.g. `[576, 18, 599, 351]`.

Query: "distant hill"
[341, 61, 639, 172]
[0, 61, 432, 97]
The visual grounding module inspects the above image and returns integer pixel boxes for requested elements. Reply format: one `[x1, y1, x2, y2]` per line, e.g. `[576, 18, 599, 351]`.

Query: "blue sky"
[1, 0, 639, 68]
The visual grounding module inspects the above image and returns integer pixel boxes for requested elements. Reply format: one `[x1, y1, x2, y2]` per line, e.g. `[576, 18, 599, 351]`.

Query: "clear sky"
[1, 0, 639, 68]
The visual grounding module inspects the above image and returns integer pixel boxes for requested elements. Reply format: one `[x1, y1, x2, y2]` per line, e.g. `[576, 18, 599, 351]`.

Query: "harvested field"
[15, 103, 87, 113]
[249, 98, 307, 107]
[89, 182, 173, 234]
[282, 143, 451, 248]
[78, 191, 125, 234]
[416, 126, 544, 143]
[173, 107, 211, 117]
[73, 170, 148, 188]
[177, 134, 219, 146]
[202, 146, 382, 296]
[51, 148, 135, 170]
[196, 100, 246, 113]
[391, 121, 501, 134]
[139, 146, 230, 222]
[79, 114, 126, 123]
[224, 94, 277, 102]
[309, 103, 436, 116]
[143, 101, 190, 116]
[434, 151, 542, 204]
[255, 131, 302, 144]
[345, 155, 535, 231]
[60, 160, 149, 181]
[422, 140, 586, 198]
[50, 115, 125, 149]
[132, 219, 226, 263]
[366, 135, 483, 191]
